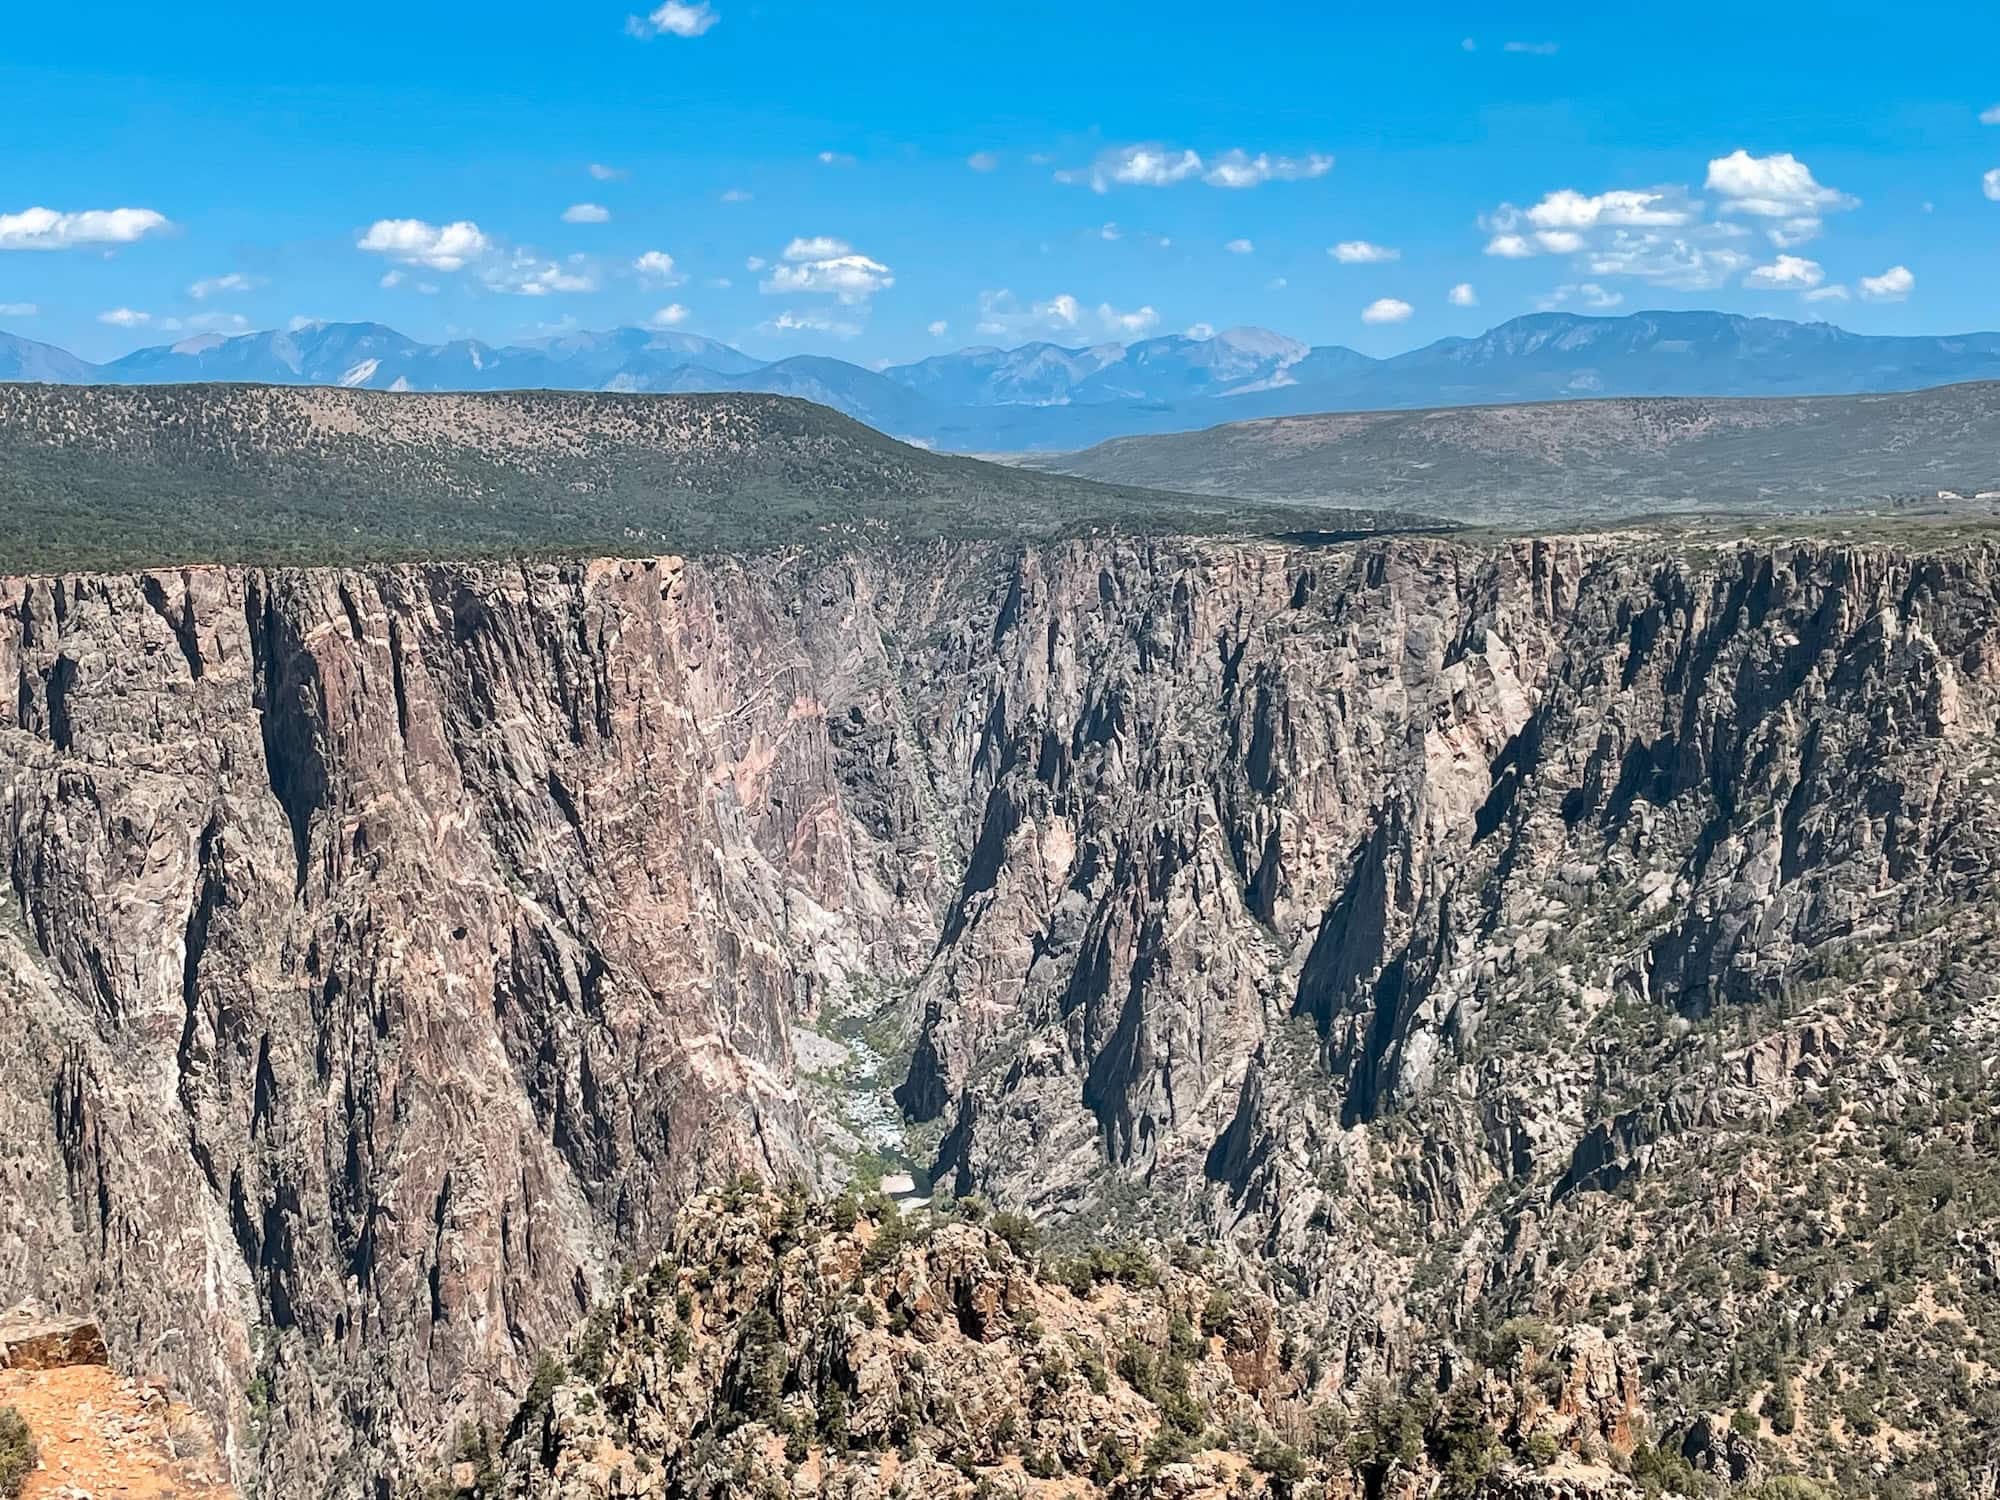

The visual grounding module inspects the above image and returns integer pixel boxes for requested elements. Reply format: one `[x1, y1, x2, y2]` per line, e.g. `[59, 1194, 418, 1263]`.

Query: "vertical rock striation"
[1, 533, 1996, 1489]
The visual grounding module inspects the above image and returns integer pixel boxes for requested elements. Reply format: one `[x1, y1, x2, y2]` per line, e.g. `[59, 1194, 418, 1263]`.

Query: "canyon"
[0, 525, 1996, 1496]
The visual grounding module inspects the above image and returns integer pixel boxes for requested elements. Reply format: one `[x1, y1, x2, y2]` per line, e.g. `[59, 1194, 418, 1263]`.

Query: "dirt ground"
[0, 1363, 235, 1499]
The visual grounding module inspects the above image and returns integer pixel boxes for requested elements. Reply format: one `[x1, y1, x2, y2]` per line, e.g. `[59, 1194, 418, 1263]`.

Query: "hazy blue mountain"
[1363, 310, 2000, 406]
[8, 310, 2000, 451]
[884, 341, 1130, 407]
[0, 330, 98, 384]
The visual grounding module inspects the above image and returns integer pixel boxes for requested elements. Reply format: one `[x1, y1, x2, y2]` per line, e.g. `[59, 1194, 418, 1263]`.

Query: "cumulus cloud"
[357, 218, 491, 271]
[764, 309, 863, 338]
[1202, 150, 1334, 189]
[967, 152, 1000, 172]
[1056, 143, 1329, 193]
[973, 289, 1156, 339]
[928, 319, 948, 337]
[1103, 303, 1159, 335]
[1744, 254, 1826, 290]
[627, 1, 717, 38]
[1539, 282, 1624, 311]
[783, 235, 851, 261]
[483, 251, 599, 296]
[0, 206, 172, 251]
[1479, 175, 1766, 290]
[189, 272, 259, 299]
[1985, 169, 2000, 201]
[761, 240, 893, 303]
[816, 150, 857, 167]
[1330, 239, 1399, 263]
[588, 163, 628, 181]
[98, 307, 153, 327]
[1859, 265, 1914, 301]
[563, 203, 611, 224]
[633, 250, 684, 284]
[647, 304, 690, 327]
[1361, 298, 1413, 325]
[1803, 284, 1851, 303]
[1705, 150, 1855, 245]
[1448, 282, 1478, 307]
[1224, 238, 1255, 255]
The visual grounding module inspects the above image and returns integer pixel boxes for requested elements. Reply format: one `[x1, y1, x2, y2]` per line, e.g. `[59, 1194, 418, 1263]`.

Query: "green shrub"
[0, 1407, 32, 1500]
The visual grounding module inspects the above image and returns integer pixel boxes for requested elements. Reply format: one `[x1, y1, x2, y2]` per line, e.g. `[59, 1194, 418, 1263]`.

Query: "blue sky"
[4, 0, 1999, 363]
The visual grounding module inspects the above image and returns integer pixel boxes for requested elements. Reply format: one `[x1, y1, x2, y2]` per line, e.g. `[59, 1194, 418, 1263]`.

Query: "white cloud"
[1056, 143, 1328, 193]
[972, 289, 1156, 340]
[186, 311, 250, 333]
[967, 151, 1000, 172]
[588, 162, 628, 181]
[1504, 40, 1559, 54]
[1103, 303, 1159, 335]
[1859, 264, 1914, 302]
[1361, 297, 1414, 325]
[1583, 234, 1749, 290]
[1539, 282, 1624, 311]
[1704, 150, 1855, 244]
[1985, 168, 2000, 201]
[761, 249, 893, 304]
[1743, 254, 1825, 290]
[1098, 222, 1123, 241]
[927, 319, 949, 337]
[1330, 239, 1399, 263]
[0, 302, 37, 317]
[482, 251, 598, 296]
[1266, 276, 1288, 291]
[1482, 181, 1761, 290]
[1058, 144, 1202, 192]
[189, 272, 259, 299]
[783, 235, 851, 261]
[648, 304, 690, 327]
[357, 218, 491, 271]
[627, 1, 717, 38]
[745, 256, 767, 271]
[1448, 282, 1478, 307]
[1523, 187, 1698, 231]
[563, 202, 611, 224]
[720, 188, 753, 203]
[633, 249, 684, 284]
[1202, 150, 1334, 189]
[764, 309, 863, 338]
[1185, 322, 1216, 339]
[0, 206, 172, 251]
[98, 307, 153, 327]
[1224, 238, 1254, 254]
[816, 150, 857, 167]
[1983, 105, 2000, 125]
[1803, 284, 1851, 303]
[1461, 36, 1477, 50]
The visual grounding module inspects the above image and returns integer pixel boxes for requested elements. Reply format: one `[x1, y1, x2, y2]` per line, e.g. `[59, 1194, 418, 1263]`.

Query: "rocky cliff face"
[1, 532, 1996, 1494]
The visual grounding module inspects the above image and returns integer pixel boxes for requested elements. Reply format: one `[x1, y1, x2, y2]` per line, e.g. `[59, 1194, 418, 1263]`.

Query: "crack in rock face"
[1, 533, 1998, 1492]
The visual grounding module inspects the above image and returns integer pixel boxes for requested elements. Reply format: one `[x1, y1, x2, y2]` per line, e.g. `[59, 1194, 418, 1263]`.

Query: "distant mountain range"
[7, 310, 2000, 452]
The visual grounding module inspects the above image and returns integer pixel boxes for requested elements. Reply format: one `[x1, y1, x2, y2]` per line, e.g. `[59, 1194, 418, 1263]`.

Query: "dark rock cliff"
[1, 532, 1995, 1492]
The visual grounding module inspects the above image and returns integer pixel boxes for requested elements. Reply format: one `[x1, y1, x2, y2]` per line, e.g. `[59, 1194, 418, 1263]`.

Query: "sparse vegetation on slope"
[1028, 383, 2000, 522]
[0, 383, 1432, 571]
